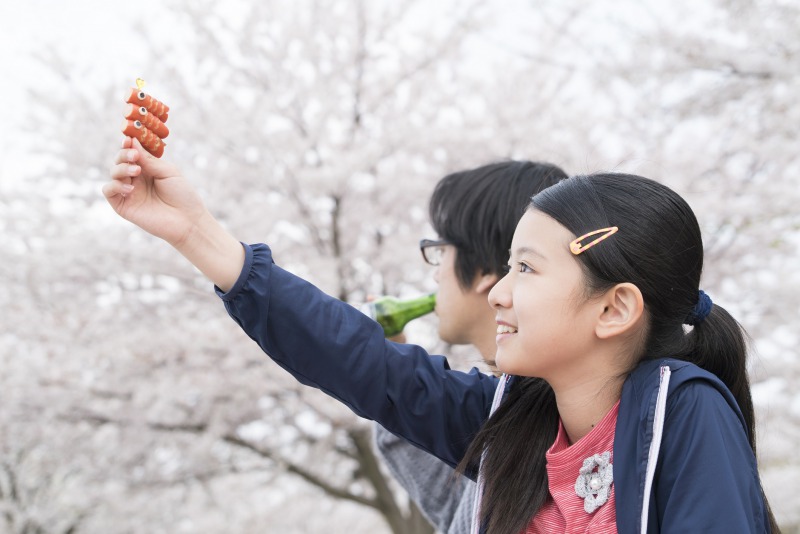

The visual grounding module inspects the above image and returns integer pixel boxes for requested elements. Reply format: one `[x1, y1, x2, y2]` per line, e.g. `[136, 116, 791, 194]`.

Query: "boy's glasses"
[419, 238, 451, 266]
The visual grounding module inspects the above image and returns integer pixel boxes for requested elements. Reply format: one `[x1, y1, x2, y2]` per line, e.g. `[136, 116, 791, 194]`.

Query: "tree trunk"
[350, 427, 435, 534]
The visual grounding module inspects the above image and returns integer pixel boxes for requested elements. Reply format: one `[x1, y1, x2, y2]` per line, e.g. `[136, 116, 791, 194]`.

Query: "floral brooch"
[574, 451, 614, 513]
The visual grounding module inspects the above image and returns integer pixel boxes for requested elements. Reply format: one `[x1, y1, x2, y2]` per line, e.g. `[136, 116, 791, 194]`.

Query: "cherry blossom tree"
[2, 0, 798, 531]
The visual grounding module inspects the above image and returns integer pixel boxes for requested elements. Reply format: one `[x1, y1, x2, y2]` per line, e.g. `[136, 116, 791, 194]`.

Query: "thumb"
[131, 137, 180, 178]
[131, 137, 159, 165]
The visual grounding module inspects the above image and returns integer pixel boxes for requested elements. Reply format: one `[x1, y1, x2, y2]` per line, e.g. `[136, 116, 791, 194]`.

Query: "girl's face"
[488, 209, 599, 381]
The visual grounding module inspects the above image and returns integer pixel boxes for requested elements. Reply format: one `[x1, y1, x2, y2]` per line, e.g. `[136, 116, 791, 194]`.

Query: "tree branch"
[349, 427, 434, 534]
[222, 433, 379, 510]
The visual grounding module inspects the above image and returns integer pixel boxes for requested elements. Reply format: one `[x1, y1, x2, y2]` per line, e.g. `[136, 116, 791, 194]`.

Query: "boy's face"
[433, 245, 494, 351]
[433, 245, 463, 343]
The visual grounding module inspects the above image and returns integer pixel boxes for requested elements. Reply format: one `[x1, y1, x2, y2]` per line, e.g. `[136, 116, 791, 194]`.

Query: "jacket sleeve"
[654, 380, 769, 533]
[217, 243, 498, 468]
[374, 423, 477, 532]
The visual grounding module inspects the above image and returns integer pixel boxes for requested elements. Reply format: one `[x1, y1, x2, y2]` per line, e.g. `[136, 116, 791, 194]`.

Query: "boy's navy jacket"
[218, 244, 771, 533]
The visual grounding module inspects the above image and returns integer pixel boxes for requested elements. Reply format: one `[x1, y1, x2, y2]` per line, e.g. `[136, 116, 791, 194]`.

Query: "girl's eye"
[517, 262, 534, 273]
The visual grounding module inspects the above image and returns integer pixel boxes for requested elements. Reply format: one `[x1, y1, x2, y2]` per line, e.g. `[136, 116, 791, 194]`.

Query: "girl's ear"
[596, 283, 645, 339]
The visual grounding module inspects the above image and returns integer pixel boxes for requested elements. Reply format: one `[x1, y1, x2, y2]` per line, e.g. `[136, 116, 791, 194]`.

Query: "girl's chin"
[493, 352, 515, 375]
[494, 353, 543, 379]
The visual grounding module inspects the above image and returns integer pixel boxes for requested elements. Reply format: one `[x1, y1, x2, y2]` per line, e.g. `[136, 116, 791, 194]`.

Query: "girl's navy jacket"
[217, 244, 772, 533]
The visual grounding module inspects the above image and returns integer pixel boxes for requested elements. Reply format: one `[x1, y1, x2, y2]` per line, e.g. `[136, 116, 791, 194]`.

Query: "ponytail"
[685, 303, 754, 449]
[682, 302, 782, 533]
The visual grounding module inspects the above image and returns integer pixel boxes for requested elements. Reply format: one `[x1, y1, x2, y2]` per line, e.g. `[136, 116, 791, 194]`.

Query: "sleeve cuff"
[214, 242, 255, 301]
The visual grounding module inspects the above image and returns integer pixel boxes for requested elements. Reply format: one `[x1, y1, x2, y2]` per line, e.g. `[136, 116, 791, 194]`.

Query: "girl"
[374, 159, 567, 534]
[106, 137, 779, 533]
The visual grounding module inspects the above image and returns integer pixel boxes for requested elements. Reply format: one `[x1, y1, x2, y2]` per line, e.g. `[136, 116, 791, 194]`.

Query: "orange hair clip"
[570, 226, 619, 255]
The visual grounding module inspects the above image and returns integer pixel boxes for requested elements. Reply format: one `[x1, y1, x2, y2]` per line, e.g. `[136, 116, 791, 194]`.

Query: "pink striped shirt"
[525, 401, 620, 534]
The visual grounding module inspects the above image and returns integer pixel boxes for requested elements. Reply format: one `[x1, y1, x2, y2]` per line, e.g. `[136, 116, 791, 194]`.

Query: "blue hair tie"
[686, 290, 713, 326]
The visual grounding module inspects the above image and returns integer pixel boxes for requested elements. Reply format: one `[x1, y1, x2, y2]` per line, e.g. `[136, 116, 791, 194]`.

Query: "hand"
[387, 332, 407, 343]
[366, 295, 407, 343]
[104, 137, 245, 292]
[104, 137, 208, 247]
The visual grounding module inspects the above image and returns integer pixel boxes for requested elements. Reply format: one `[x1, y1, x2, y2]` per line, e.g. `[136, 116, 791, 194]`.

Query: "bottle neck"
[370, 292, 436, 337]
[397, 293, 436, 319]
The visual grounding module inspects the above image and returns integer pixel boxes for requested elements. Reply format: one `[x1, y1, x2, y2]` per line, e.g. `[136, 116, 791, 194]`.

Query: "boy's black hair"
[428, 160, 567, 290]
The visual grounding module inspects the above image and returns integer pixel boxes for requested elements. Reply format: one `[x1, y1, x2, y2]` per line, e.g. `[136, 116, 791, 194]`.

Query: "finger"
[388, 333, 407, 343]
[102, 180, 135, 200]
[109, 161, 140, 181]
[114, 147, 140, 165]
[121, 136, 133, 149]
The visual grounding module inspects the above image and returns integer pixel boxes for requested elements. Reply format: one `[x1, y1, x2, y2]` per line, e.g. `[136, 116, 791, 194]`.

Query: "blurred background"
[1, 0, 798, 532]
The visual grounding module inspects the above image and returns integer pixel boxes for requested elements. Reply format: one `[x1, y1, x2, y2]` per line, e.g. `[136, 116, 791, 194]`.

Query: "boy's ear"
[596, 283, 645, 339]
[474, 272, 500, 295]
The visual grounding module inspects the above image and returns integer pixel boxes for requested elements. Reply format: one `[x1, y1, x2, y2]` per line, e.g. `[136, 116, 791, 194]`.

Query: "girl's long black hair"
[457, 173, 780, 533]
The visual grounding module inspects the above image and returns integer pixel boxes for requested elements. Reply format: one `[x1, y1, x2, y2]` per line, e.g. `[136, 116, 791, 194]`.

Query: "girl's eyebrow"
[510, 246, 547, 261]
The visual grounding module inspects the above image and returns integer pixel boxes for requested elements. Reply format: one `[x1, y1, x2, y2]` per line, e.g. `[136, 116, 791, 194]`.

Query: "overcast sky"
[1, 0, 560, 185]
[0, 0, 174, 183]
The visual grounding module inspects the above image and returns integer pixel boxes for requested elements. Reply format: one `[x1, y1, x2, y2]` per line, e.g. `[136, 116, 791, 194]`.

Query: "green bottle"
[360, 293, 437, 337]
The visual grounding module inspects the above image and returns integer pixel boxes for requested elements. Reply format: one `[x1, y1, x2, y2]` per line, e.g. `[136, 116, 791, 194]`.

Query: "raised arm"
[104, 136, 244, 292]
[105, 137, 499, 467]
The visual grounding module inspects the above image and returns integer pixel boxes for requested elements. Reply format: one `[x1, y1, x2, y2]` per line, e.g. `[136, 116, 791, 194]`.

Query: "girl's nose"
[488, 272, 511, 309]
